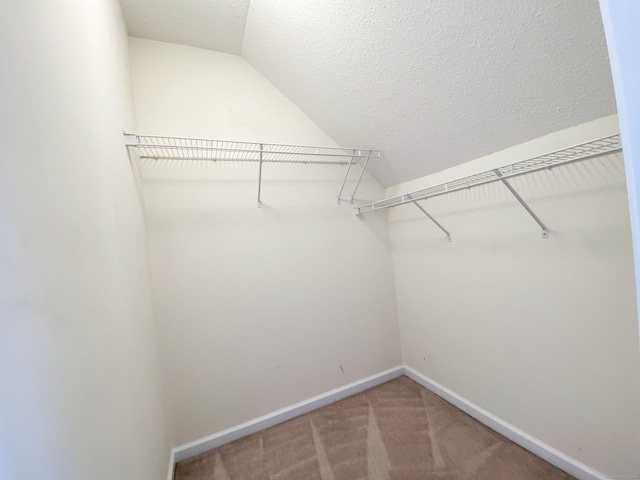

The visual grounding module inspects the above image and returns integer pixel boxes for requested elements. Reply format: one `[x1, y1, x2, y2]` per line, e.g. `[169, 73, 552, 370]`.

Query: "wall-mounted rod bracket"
[494, 170, 548, 238]
[409, 197, 452, 242]
[337, 151, 356, 204]
[257, 144, 264, 208]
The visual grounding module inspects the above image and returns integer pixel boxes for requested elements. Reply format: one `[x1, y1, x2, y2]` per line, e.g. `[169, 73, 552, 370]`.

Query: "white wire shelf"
[124, 133, 379, 207]
[124, 133, 379, 165]
[356, 134, 622, 215]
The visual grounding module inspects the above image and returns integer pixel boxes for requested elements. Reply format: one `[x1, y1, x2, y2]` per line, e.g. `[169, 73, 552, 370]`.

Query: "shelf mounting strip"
[124, 133, 379, 207]
[356, 134, 622, 240]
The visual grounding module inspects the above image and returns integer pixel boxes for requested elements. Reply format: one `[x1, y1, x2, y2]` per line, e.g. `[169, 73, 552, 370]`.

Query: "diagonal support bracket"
[409, 197, 452, 242]
[348, 154, 371, 203]
[338, 151, 372, 205]
[337, 151, 356, 205]
[494, 170, 548, 238]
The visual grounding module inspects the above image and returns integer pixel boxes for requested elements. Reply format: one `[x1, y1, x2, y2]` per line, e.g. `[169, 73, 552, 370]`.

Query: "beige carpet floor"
[175, 376, 575, 480]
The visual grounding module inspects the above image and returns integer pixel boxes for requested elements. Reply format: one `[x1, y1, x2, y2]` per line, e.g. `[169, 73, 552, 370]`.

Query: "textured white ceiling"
[242, 1, 616, 186]
[120, 0, 617, 186]
[121, 0, 250, 54]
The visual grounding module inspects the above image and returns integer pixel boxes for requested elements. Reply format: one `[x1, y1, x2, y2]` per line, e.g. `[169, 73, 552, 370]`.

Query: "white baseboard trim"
[167, 365, 610, 480]
[172, 366, 404, 464]
[402, 366, 609, 480]
[166, 447, 176, 480]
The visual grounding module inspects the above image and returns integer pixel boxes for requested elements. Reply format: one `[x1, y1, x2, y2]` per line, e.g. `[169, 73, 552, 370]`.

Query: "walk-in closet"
[2, 2, 639, 480]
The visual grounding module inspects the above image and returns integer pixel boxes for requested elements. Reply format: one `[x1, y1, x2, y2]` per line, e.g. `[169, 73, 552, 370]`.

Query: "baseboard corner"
[401, 365, 609, 480]
[166, 364, 610, 480]
[172, 365, 404, 464]
[166, 447, 176, 480]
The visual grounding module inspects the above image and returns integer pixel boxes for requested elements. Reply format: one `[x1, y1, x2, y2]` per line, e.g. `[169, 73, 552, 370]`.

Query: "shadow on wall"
[139, 157, 372, 182]
[357, 210, 392, 247]
[140, 156, 379, 196]
[137, 156, 389, 246]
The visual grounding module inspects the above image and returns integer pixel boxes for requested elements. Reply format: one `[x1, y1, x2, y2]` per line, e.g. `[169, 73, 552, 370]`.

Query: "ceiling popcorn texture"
[242, 1, 616, 186]
[121, 0, 250, 54]
[120, 0, 617, 186]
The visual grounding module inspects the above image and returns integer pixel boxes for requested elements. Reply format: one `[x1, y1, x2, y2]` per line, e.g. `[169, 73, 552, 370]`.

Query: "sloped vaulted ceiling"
[122, 0, 251, 54]
[121, 0, 617, 187]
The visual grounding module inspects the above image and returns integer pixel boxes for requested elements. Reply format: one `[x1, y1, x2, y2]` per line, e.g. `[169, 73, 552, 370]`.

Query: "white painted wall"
[600, 0, 640, 355]
[387, 115, 640, 478]
[0, 3, 171, 480]
[128, 38, 402, 445]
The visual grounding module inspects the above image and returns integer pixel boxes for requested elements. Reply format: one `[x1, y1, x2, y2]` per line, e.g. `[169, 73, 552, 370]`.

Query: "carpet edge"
[171, 366, 405, 466]
[402, 365, 609, 480]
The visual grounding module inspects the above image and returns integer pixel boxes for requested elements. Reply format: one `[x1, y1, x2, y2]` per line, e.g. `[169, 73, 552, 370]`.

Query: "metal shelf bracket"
[409, 196, 452, 242]
[338, 151, 372, 204]
[494, 170, 549, 238]
[337, 151, 356, 205]
[349, 154, 371, 203]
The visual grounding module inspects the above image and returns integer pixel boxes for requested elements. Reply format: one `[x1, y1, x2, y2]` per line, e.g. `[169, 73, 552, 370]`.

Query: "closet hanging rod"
[124, 133, 379, 165]
[355, 134, 621, 215]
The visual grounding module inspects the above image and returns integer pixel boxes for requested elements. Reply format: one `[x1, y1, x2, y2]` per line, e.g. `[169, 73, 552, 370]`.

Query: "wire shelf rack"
[124, 133, 379, 207]
[356, 134, 622, 215]
[124, 133, 379, 165]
